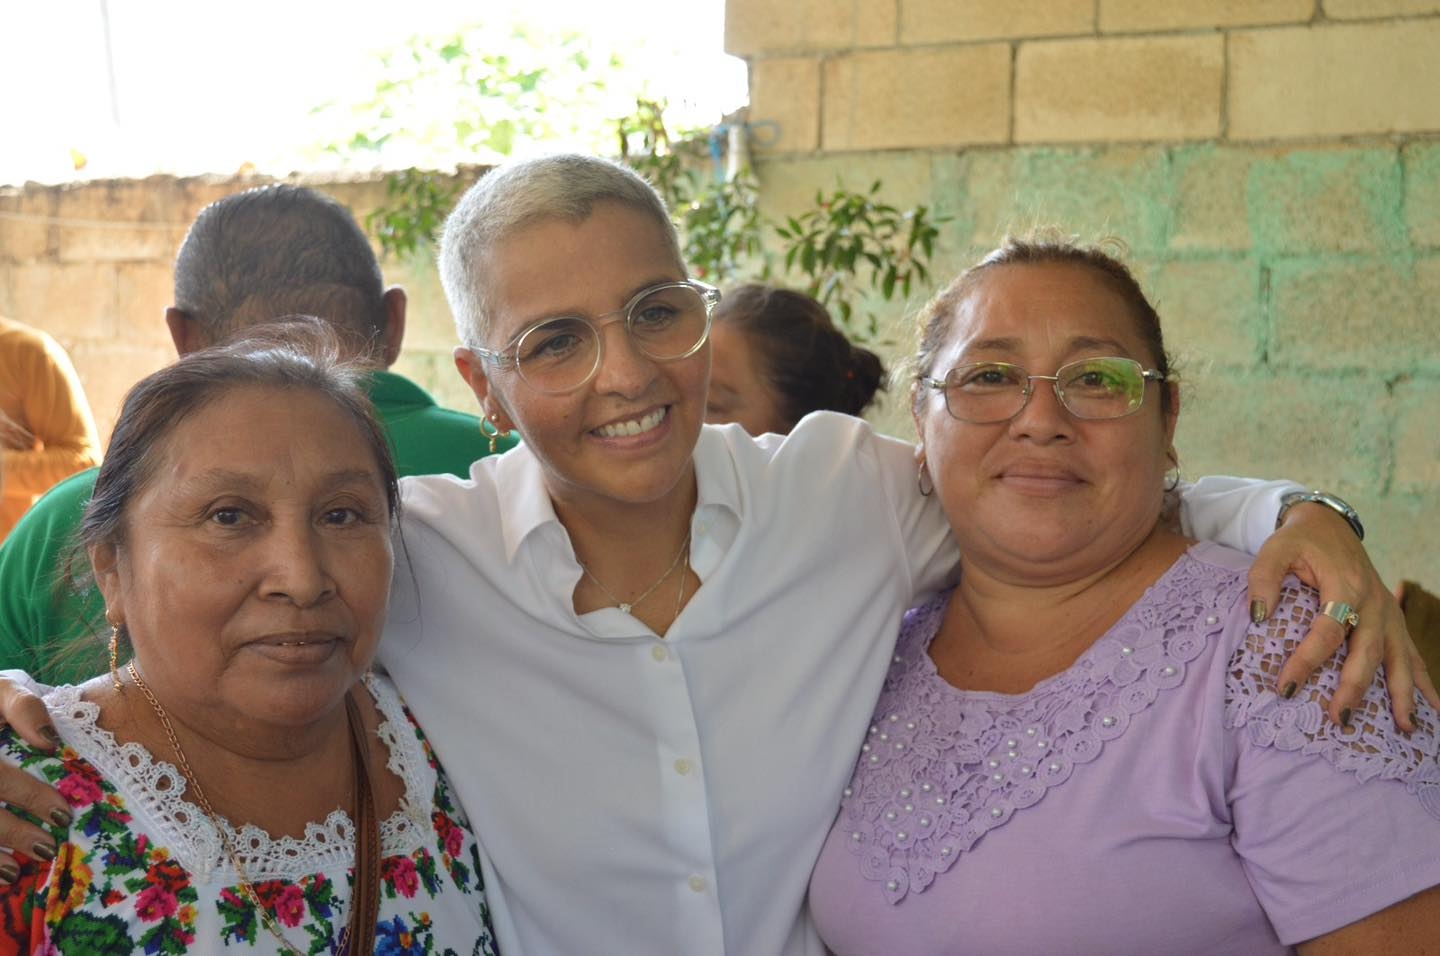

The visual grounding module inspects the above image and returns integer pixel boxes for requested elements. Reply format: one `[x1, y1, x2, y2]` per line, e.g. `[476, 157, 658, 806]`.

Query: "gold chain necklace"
[126, 662, 350, 955]
[581, 531, 692, 616]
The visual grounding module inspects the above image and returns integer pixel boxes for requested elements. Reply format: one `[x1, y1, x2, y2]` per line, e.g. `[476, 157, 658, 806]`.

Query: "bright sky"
[1, 0, 748, 187]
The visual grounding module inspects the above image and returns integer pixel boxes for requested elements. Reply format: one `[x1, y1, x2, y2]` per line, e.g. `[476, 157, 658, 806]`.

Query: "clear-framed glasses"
[472, 280, 721, 394]
[919, 356, 1167, 424]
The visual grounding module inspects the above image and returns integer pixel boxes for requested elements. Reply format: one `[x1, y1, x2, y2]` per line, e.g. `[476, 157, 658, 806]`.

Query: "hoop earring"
[480, 414, 512, 455]
[1164, 448, 1182, 494]
[106, 613, 124, 692]
[917, 459, 934, 497]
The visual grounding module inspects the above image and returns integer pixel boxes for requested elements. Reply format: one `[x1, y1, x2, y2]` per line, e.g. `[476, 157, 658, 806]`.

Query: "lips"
[996, 460, 1085, 494]
[593, 406, 668, 439]
[246, 632, 345, 665]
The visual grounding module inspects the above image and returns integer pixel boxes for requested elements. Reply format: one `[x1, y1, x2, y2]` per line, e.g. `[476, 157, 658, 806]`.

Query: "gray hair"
[174, 185, 388, 357]
[439, 154, 683, 347]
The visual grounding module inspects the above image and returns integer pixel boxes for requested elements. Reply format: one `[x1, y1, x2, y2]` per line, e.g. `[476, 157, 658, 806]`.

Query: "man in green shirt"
[0, 184, 516, 683]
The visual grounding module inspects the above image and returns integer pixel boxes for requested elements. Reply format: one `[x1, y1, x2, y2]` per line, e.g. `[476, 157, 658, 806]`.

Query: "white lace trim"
[46, 672, 436, 882]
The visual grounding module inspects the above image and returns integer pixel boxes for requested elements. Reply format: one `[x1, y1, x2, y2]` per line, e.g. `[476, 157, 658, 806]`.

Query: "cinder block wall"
[0, 176, 476, 450]
[732, 0, 1440, 585]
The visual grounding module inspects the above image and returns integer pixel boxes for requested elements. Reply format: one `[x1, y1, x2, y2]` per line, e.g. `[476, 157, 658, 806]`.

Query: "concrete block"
[1170, 146, 1259, 253]
[66, 340, 174, 443]
[1175, 367, 1389, 490]
[1394, 377, 1440, 491]
[1016, 34, 1223, 143]
[726, 0, 897, 55]
[114, 262, 176, 338]
[1229, 21, 1440, 139]
[1247, 147, 1404, 255]
[0, 188, 58, 262]
[946, 146, 1173, 254]
[749, 58, 822, 154]
[1148, 257, 1263, 366]
[9, 262, 119, 342]
[1100, 0, 1314, 32]
[1270, 255, 1440, 374]
[1356, 493, 1440, 587]
[823, 46, 1011, 151]
[1324, 0, 1440, 17]
[901, 0, 1093, 43]
[54, 180, 189, 263]
[1403, 141, 1440, 248]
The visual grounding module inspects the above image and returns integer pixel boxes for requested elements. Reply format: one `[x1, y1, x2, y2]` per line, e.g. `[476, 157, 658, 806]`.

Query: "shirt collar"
[491, 423, 746, 566]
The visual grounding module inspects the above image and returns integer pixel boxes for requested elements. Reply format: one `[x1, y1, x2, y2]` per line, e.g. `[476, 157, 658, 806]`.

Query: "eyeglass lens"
[943, 358, 1149, 422]
[514, 284, 710, 392]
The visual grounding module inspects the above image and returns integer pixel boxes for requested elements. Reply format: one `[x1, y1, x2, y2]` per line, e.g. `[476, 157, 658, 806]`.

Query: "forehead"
[479, 203, 684, 339]
[944, 262, 1148, 358]
[143, 386, 379, 494]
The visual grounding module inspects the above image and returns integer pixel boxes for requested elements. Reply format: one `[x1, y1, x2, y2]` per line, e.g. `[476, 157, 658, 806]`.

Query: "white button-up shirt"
[379, 413, 1292, 956]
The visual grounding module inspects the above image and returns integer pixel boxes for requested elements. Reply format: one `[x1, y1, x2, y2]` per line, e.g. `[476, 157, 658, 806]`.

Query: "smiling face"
[914, 261, 1179, 584]
[453, 201, 709, 521]
[93, 385, 394, 731]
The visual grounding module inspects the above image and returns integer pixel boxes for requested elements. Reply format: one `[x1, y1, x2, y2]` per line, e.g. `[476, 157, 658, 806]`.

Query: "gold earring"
[481, 414, 512, 455]
[106, 613, 123, 691]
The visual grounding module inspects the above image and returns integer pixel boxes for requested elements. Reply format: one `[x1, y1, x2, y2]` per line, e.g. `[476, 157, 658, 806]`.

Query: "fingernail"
[39, 726, 61, 748]
[0, 864, 17, 884]
[1250, 600, 1267, 624]
[49, 808, 72, 828]
[30, 842, 55, 862]
[1339, 708, 1353, 731]
[1281, 681, 1297, 700]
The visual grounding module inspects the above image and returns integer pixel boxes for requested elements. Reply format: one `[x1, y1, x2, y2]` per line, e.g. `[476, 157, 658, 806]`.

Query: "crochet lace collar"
[45, 673, 436, 882]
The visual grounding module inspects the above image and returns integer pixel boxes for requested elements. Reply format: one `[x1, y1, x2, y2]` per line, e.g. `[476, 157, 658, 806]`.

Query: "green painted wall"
[755, 137, 1440, 585]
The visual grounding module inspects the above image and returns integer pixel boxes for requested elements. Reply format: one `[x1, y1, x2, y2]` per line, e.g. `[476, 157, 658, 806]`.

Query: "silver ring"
[1320, 600, 1360, 633]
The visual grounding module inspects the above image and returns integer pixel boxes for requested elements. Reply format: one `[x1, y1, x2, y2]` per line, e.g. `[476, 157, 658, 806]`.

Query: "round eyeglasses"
[472, 280, 720, 394]
[919, 357, 1167, 423]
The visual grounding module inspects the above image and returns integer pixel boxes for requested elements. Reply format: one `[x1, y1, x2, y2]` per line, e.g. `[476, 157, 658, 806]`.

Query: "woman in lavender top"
[808, 236, 1440, 954]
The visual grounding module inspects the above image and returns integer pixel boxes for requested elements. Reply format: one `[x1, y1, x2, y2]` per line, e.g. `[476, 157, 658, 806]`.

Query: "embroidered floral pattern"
[1225, 583, 1440, 817]
[0, 677, 498, 954]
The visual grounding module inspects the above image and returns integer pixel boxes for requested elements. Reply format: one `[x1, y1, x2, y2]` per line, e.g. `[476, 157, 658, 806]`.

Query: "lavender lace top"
[809, 543, 1440, 955]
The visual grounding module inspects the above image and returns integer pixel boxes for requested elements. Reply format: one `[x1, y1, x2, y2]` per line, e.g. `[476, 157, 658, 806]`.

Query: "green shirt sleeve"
[0, 468, 108, 683]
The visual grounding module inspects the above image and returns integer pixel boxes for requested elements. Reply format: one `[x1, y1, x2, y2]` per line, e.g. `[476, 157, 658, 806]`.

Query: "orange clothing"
[0, 317, 101, 539]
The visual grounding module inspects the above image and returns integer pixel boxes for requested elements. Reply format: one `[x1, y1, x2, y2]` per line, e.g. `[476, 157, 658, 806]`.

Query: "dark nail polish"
[30, 842, 55, 862]
[39, 726, 61, 748]
[1282, 681, 1297, 700]
[1340, 708, 1353, 731]
[49, 808, 72, 828]
[0, 864, 17, 884]
[1250, 600, 1267, 624]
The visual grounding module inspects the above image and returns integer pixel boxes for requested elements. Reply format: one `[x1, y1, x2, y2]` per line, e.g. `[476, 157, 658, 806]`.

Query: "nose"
[590, 315, 659, 397]
[1007, 375, 1074, 444]
[259, 521, 336, 607]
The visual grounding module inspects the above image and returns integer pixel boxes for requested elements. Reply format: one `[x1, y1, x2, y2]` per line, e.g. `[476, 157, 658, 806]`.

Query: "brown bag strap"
[343, 688, 381, 955]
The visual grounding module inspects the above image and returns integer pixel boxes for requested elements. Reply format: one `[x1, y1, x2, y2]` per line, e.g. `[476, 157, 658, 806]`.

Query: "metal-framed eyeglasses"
[471, 280, 721, 394]
[919, 356, 1167, 423]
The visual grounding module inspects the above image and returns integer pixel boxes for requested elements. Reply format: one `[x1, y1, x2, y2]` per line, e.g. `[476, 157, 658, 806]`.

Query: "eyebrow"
[962, 334, 1133, 357]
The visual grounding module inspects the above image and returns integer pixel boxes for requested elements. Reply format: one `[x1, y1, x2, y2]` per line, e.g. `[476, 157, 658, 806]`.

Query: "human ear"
[88, 541, 124, 620]
[378, 288, 408, 368]
[453, 348, 515, 433]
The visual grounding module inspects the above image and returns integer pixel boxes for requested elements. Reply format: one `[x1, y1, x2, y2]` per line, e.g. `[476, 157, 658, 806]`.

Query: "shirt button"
[688, 875, 708, 893]
[651, 644, 668, 662]
[674, 757, 692, 775]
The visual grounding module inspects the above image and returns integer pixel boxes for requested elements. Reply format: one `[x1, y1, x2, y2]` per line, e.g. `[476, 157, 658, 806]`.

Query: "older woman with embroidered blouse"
[807, 237, 1440, 954]
[0, 328, 497, 954]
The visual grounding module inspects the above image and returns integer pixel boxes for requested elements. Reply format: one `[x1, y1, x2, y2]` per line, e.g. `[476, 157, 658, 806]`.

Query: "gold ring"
[1320, 600, 1360, 633]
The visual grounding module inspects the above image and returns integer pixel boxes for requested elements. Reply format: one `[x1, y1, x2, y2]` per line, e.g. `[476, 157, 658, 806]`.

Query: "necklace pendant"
[618, 603, 632, 614]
